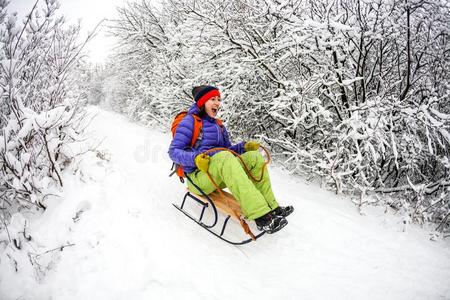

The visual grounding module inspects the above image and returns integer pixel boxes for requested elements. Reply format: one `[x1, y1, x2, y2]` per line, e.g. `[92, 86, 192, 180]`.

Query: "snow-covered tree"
[0, 0, 91, 256]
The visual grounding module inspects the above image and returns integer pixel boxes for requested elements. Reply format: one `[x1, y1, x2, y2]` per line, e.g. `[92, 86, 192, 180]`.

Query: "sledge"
[172, 173, 265, 245]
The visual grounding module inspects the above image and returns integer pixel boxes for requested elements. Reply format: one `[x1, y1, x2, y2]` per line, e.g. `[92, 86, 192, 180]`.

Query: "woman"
[168, 85, 293, 233]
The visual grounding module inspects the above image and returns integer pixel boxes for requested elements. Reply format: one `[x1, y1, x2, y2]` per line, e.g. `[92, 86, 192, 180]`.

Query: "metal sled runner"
[173, 174, 265, 245]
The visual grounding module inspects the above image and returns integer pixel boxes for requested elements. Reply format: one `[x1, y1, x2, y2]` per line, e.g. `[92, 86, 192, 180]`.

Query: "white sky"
[8, 0, 131, 64]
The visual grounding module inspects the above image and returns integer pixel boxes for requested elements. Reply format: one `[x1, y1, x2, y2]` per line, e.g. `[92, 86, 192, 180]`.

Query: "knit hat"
[192, 85, 220, 108]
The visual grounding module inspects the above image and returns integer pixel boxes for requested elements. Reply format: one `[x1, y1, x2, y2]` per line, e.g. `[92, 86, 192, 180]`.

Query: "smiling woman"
[168, 85, 294, 234]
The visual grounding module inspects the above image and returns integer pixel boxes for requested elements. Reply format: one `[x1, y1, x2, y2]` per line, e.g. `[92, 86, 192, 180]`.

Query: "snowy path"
[2, 107, 450, 300]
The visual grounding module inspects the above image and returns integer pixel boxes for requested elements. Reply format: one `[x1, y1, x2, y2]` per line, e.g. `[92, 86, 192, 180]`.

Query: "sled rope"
[200, 146, 271, 240]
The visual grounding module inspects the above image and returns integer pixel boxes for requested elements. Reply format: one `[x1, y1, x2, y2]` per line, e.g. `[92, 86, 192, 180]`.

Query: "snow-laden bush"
[106, 0, 450, 233]
[0, 0, 91, 254]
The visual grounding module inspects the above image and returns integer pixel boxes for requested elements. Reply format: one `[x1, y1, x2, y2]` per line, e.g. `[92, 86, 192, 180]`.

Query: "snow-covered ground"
[1, 106, 450, 300]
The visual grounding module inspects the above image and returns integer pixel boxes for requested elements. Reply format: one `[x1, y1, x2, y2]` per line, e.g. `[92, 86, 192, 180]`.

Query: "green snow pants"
[186, 150, 279, 220]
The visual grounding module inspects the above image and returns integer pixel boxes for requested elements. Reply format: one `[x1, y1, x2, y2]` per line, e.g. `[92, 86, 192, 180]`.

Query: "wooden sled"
[173, 174, 265, 245]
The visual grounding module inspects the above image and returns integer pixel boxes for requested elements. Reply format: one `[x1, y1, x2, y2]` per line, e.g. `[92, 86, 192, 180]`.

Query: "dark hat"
[192, 85, 220, 108]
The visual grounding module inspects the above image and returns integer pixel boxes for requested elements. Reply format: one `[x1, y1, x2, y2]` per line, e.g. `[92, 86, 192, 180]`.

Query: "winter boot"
[272, 205, 294, 217]
[255, 212, 288, 234]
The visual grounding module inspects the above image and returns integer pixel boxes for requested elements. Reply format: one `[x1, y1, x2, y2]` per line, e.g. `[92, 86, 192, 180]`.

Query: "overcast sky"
[9, 0, 128, 64]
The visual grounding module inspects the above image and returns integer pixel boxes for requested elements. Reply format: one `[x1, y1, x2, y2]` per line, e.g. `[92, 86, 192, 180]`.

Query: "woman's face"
[204, 96, 221, 118]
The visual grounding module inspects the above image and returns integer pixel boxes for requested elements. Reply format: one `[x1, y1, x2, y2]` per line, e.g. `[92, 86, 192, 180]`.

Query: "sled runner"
[172, 173, 266, 245]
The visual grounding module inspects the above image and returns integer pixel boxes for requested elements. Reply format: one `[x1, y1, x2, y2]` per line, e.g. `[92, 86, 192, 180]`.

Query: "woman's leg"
[186, 151, 271, 220]
[239, 151, 279, 210]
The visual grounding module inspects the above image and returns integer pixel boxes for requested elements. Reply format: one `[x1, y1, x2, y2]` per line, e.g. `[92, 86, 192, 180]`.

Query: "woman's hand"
[244, 141, 260, 152]
[195, 154, 210, 173]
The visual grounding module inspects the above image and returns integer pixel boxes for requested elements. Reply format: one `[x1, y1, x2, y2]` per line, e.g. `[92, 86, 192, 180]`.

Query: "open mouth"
[212, 108, 218, 114]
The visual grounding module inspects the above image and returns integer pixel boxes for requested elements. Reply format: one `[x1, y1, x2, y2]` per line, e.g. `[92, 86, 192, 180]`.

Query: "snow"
[1, 106, 450, 300]
[341, 77, 364, 85]
[329, 21, 354, 32]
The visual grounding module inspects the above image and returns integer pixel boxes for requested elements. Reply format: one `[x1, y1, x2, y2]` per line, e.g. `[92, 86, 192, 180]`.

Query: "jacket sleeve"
[168, 115, 199, 168]
[223, 127, 245, 154]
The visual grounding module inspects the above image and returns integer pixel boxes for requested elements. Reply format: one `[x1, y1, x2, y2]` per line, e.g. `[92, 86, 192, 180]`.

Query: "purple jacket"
[168, 103, 245, 174]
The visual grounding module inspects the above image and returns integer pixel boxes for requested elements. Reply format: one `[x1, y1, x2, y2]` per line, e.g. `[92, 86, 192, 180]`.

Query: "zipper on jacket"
[216, 122, 220, 145]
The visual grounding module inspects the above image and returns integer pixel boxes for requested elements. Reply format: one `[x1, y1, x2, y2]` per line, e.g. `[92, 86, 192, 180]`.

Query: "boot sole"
[265, 218, 288, 234]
